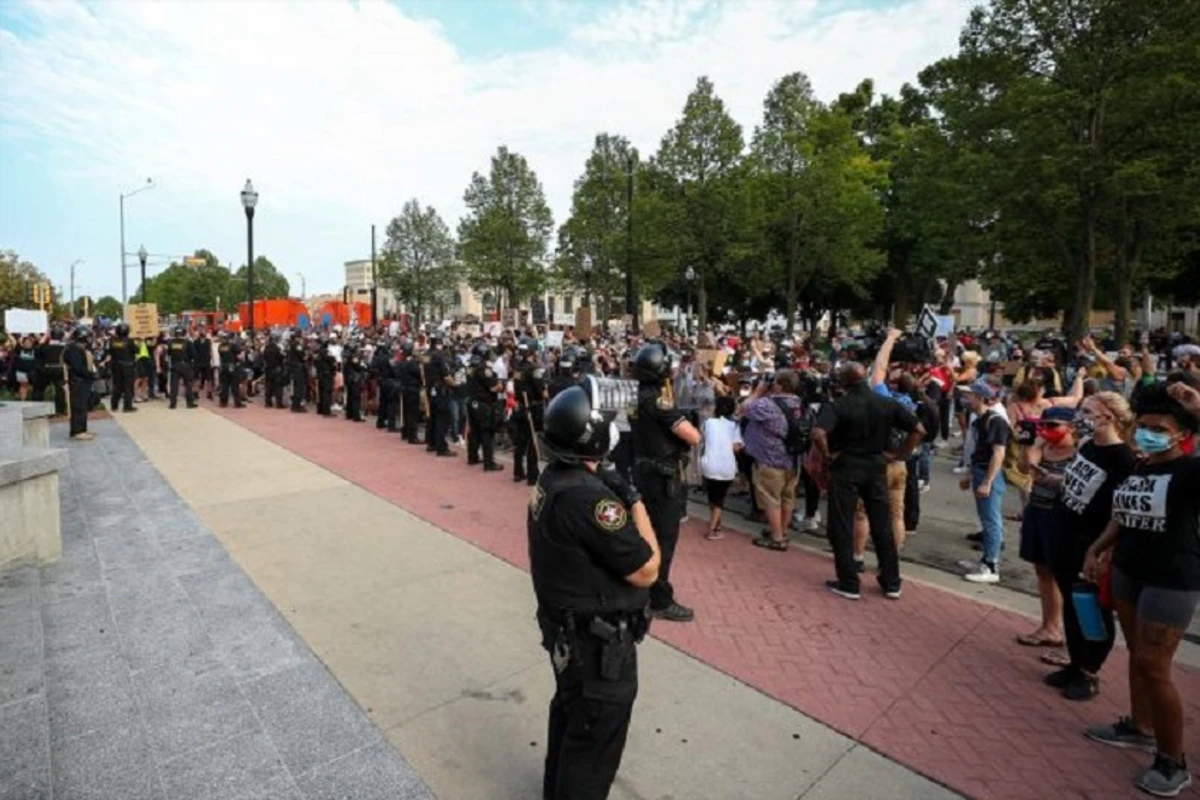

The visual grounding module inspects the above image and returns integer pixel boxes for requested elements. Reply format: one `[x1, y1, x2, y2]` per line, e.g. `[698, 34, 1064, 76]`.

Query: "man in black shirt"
[216, 332, 245, 408]
[166, 326, 197, 409]
[512, 345, 546, 485]
[959, 379, 1010, 583]
[812, 362, 922, 600]
[106, 322, 137, 412]
[465, 354, 505, 471]
[424, 336, 455, 456]
[263, 334, 286, 409]
[397, 343, 424, 443]
[64, 326, 96, 440]
[33, 327, 67, 416]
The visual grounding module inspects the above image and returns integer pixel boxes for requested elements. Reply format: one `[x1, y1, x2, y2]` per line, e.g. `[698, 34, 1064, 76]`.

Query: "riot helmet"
[173, 325, 186, 337]
[115, 322, 130, 337]
[541, 379, 619, 464]
[631, 342, 670, 383]
[72, 325, 91, 342]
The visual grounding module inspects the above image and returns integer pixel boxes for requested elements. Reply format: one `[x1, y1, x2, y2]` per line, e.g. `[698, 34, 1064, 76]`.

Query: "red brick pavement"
[207, 401, 1200, 800]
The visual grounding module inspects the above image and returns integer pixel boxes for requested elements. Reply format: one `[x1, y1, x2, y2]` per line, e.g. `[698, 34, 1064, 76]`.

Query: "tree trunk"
[938, 279, 959, 315]
[892, 279, 911, 328]
[1064, 200, 1099, 346]
[697, 270, 708, 333]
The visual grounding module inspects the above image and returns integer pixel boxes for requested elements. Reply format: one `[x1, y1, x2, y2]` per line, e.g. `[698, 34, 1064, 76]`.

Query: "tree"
[457, 146, 554, 309]
[0, 250, 56, 315]
[924, 0, 1200, 342]
[654, 76, 746, 330]
[233, 256, 289, 300]
[93, 296, 123, 320]
[138, 249, 234, 315]
[379, 199, 458, 325]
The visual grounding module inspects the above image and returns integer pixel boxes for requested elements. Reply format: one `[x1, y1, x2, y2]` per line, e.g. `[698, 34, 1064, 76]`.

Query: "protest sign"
[643, 319, 661, 338]
[127, 303, 159, 339]
[545, 330, 564, 349]
[3, 308, 48, 335]
[501, 308, 518, 330]
[574, 306, 592, 337]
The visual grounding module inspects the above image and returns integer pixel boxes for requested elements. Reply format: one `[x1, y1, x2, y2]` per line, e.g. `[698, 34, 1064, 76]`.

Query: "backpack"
[770, 397, 812, 456]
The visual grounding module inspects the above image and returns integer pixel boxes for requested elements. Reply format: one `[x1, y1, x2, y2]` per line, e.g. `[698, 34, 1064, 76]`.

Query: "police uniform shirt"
[425, 351, 449, 392]
[167, 337, 193, 364]
[108, 336, 134, 363]
[468, 366, 501, 402]
[37, 340, 65, 370]
[264, 341, 284, 369]
[814, 382, 918, 464]
[217, 341, 238, 367]
[529, 465, 652, 609]
[630, 386, 688, 462]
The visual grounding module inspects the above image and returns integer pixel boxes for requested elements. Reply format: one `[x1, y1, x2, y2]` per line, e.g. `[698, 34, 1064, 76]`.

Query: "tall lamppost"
[138, 246, 149, 303]
[119, 178, 155, 312]
[625, 151, 637, 332]
[240, 179, 259, 332]
[295, 272, 307, 300]
[69, 259, 83, 312]
[582, 254, 593, 307]
[685, 266, 696, 335]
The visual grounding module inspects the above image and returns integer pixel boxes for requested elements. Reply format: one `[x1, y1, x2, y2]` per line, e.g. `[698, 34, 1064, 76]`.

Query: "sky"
[0, 0, 975, 304]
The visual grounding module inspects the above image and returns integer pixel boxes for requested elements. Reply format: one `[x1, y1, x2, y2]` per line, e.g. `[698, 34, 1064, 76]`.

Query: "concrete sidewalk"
[112, 404, 960, 800]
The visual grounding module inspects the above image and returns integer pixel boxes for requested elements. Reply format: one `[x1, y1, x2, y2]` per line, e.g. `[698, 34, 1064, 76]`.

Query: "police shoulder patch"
[529, 485, 546, 518]
[593, 499, 627, 531]
[656, 395, 673, 411]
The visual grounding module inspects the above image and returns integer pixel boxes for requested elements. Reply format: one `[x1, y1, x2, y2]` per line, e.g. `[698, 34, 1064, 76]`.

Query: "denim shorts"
[1018, 505, 1059, 566]
[1111, 566, 1200, 631]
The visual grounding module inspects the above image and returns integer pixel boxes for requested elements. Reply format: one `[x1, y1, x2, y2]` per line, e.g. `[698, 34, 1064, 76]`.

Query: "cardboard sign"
[552, 312, 574, 327]
[574, 306, 592, 337]
[643, 319, 661, 338]
[531, 298, 547, 325]
[3, 308, 48, 335]
[388, 321, 400, 337]
[698, 332, 716, 348]
[711, 350, 728, 376]
[484, 321, 503, 337]
[935, 315, 955, 338]
[695, 349, 720, 368]
[544, 330, 564, 349]
[127, 303, 159, 339]
[501, 308, 518, 330]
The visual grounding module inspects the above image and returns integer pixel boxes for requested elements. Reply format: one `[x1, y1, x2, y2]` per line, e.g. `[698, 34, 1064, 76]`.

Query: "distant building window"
[564, 295, 574, 314]
[482, 292, 495, 309]
[453, 291, 462, 307]
[548, 297, 556, 316]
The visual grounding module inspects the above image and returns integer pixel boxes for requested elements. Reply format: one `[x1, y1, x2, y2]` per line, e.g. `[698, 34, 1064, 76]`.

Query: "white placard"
[552, 313, 575, 327]
[915, 305, 937, 346]
[484, 321, 503, 337]
[935, 315, 955, 337]
[544, 330, 564, 349]
[3, 308, 48, 335]
[388, 321, 400, 337]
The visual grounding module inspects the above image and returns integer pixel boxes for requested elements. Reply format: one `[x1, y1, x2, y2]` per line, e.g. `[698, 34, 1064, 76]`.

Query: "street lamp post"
[69, 259, 83, 312]
[119, 178, 155, 312]
[138, 246, 148, 304]
[240, 179, 259, 333]
[370, 224, 378, 327]
[685, 265, 696, 335]
[295, 272, 306, 300]
[625, 152, 637, 332]
[582, 254, 593, 307]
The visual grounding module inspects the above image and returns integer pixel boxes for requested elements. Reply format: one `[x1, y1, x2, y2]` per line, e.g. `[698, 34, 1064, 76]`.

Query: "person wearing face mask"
[529, 383, 660, 800]
[1045, 392, 1135, 702]
[1082, 383, 1200, 797]
[1014, 406, 1078, 660]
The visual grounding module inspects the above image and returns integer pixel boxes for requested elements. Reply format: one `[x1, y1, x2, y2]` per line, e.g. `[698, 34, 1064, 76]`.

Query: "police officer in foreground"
[466, 350, 505, 471]
[106, 322, 137, 412]
[529, 384, 661, 800]
[33, 326, 67, 416]
[64, 325, 96, 441]
[629, 342, 702, 623]
[166, 325, 197, 409]
[216, 331, 245, 408]
[263, 333, 286, 409]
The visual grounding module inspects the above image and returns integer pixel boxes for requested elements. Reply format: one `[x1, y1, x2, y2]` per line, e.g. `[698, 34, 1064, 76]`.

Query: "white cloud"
[0, 0, 972, 297]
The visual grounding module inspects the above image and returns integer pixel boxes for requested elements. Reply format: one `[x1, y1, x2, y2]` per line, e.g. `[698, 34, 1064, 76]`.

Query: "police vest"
[629, 387, 686, 464]
[527, 467, 648, 616]
[168, 339, 190, 363]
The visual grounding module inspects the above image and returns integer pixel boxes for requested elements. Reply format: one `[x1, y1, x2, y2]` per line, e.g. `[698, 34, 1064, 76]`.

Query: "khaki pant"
[855, 460, 907, 548]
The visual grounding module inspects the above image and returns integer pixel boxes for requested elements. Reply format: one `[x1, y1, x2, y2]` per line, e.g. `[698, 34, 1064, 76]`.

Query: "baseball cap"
[1041, 407, 1075, 423]
[962, 379, 1000, 401]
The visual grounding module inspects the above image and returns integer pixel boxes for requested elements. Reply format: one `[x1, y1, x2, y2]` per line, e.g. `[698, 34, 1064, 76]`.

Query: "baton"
[523, 391, 542, 462]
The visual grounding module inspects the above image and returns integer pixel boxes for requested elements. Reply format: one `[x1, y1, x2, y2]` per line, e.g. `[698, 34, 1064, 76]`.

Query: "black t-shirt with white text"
[1112, 455, 1200, 590]
[1056, 440, 1136, 545]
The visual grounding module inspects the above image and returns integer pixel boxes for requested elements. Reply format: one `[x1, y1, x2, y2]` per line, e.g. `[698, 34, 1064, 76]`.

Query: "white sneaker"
[802, 515, 821, 533]
[332, 403, 343, 412]
[918, 480, 930, 493]
[963, 563, 1000, 584]
[952, 466, 968, 475]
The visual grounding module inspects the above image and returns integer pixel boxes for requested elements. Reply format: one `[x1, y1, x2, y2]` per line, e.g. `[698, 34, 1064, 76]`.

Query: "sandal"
[1016, 632, 1065, 648]
[752, 537, 788, 552]
[705, 529, 725, 541]
[1005, 513, 1024, 523]
[1040, 650, 1071, 668]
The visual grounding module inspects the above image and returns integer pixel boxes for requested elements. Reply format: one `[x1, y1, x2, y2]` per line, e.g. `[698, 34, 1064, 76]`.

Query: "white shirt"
[700, 417, 742, 481]
[492, 355, 508, 381]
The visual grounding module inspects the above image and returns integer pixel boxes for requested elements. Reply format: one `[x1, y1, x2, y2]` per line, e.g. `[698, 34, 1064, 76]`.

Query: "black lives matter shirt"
[1112, 455, 1200, 590]
[1056, 440, 1137, 545]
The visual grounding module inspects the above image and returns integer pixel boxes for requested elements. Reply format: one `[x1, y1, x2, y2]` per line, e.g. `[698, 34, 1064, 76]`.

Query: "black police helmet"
[469, 354, 483, 369]
[50, 325, 64, 341]
[541, 383, 617, 465]
[72, 325, 90, 342]
[402, 343, 414, 357]
[173, 325, 185, 336]
[115, 322, 130, 337]
[631, 343, 669, 383]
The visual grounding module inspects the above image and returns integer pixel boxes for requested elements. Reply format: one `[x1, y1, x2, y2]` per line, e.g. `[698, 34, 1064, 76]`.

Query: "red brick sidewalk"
[209, 402, 1199, 800]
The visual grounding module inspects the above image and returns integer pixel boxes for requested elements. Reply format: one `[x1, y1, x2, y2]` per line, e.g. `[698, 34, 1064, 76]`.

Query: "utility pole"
[625, 151, 637, 333]
[69, 259, 83, 312]
[370, 224, 378, 327]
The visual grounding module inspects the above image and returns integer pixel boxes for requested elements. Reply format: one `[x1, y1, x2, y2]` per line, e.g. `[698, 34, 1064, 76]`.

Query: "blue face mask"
[1134, 427, 1175, 455]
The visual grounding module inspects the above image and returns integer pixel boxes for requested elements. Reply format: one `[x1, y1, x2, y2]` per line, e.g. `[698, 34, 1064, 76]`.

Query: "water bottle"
[1072, 582, 1108, 642]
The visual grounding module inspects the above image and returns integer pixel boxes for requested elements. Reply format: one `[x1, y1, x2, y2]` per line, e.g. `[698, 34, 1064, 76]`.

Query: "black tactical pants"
[264, 368, 284, 408]
[68, 377, 90, 437]
[827, 457, 900, 592]
[344, 376, 363, 421]
[634, 462, 686, 611]
[33, 374, 67, 416]
[110, 361, 135, 411]
[168, 363, 195, 408]
[543, 630, 638, 800]
[289, 366, 306, 411]
[316, 372, 333, 416]
[400, 390, 421, 442]
[466, 402, 496, 466]
[426, 391, 450, 454]
[376, 381, 396, 429]
[218, 367, 244, 407]
[510, 408, 540, 483]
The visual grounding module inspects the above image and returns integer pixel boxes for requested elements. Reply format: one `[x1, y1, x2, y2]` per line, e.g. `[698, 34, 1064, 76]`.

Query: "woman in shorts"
[699, 395, 742, 540]
[1083, 382, 1200, 797]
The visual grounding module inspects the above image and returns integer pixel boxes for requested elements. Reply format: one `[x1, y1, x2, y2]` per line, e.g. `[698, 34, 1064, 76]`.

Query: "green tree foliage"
[380, 199, 458, 325]
[457, 146, 554, 309]
[0, 250, 56, 314]
[233, 256, 290, 301]
[139, 249, 235, 315]
[923, 0, 1200, 342]
[652, 76, 746, 330]
[93, 296, 123, 319]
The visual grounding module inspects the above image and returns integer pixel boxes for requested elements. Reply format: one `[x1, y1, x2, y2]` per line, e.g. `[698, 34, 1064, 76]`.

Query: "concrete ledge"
[0, 468, 63, 568]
